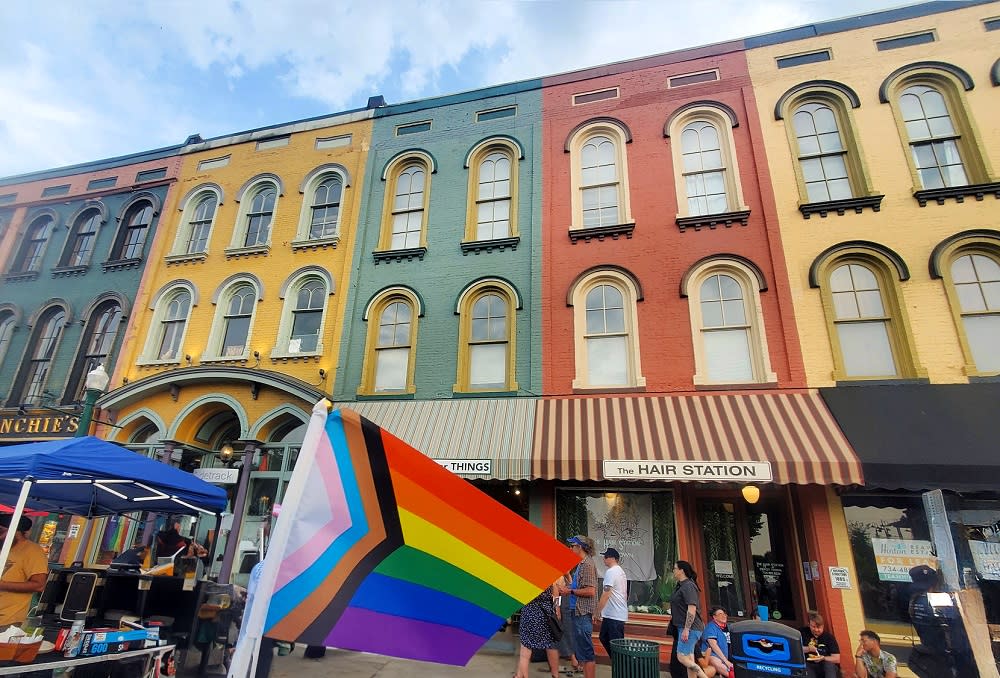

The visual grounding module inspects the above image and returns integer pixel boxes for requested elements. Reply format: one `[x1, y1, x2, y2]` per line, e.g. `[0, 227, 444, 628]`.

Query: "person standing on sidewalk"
[670, 560, 708, 678]
[0, 515, 48, 629]
[595, 547, 628, 659]
[558, 536, 597, 678]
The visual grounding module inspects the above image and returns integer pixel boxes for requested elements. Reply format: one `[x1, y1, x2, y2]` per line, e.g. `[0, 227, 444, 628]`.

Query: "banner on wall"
[871, 538, 938, 581]
[586, 494, 656, 581]
[969, 540, 1000, 581]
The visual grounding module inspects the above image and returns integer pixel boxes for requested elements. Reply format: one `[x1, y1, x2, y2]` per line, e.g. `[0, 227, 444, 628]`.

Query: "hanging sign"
[602, 460, 772, 482]
[193, 468, 239, 484]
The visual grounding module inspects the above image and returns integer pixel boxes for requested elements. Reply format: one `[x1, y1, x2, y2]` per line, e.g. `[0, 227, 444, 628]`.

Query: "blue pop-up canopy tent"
[0, 436, 228, 571]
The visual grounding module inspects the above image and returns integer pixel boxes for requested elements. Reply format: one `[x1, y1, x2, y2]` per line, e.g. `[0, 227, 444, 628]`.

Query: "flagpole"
[228, 399, 331, 678]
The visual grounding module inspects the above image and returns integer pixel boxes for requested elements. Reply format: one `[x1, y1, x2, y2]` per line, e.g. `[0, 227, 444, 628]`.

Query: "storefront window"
[955, 500, 1000, 625]
[843, 493, 933, 625]
[556, 489, 677, 614]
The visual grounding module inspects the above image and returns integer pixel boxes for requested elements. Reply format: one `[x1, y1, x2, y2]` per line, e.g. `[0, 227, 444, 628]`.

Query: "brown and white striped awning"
[532, 391, 863, 485]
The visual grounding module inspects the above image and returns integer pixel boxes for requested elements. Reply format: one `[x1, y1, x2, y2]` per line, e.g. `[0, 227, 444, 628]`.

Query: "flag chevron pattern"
[260, 407, 579, 666]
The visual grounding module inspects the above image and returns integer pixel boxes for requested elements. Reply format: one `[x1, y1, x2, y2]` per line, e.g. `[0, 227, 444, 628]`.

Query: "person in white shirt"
[595, 547, 628, 658]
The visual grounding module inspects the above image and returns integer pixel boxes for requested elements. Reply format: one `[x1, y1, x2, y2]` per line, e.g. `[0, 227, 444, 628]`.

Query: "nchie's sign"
[0, 411, 79, 440]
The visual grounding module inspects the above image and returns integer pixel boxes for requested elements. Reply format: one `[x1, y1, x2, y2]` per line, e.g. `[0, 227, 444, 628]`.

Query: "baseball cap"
[601, 547, 620, 560]
[909, 564, 937, 589]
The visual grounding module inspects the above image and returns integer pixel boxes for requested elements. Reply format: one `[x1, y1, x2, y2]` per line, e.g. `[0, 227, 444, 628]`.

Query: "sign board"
[871, 538, 938, 582]
[193, 467, 240, 485]
[970, 541, 1000, 581]
[829, 566, 851, 589]
[602, 460, 772, 482]
[433, 459, 492, 476]
[0, 411, 78, 440]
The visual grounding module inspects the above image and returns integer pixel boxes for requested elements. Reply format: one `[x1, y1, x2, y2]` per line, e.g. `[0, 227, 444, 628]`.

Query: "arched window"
[792, 103, 852, 202]
[309, 177, 342, 239]
[566, 120, 633, 236]
[18, 307, 66, 406]
[359, 288, 421, 394]
[949, 252, 1000, 373]
[220, 284, 256, 357]
[774, 81, 875, 212]
[667, 105, 746, 221]
[115, 201, 154, 260]
[391, 164, 426, 249]
[273, 269, 332, 357]
[898, 85, 966, 189]
[455, 280, 519, 392]
[289, 279, 325, 353]
[67, 300, 122, 402]
[63, 209, 102, 267]
[170, 186, 221, 258]
[683, 258, 775, 385]
[880, 64, 991, 194]
[236, 183, 277, 248]
[569, 269, 645, 389]
[829, 263, 897, 377]
[186, 196, 215, 253]
[143, 287, 193, 363]
[11, 215, 53, 273]
[476, 152, 512, 238]
[0, 311, 16, 366]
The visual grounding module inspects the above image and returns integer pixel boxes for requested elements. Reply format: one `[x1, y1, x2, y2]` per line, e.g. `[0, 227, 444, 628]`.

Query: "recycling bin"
[729, 620, 807, 677]
[610, 638, 659, 678]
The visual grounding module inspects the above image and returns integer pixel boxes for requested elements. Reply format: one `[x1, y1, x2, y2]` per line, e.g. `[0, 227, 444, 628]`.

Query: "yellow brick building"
[747, 3, 1000, 674]
[94, 107, 376, 577]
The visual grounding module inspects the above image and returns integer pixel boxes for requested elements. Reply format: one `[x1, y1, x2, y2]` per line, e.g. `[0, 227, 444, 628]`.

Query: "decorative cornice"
[461, 236, 520, 254]
[568, 222, 635, 243]
[799, 195, 884, 219]
[676, 209, 750, 232]
[913, 182, 1000, 207]
[372, 246, 427, 264]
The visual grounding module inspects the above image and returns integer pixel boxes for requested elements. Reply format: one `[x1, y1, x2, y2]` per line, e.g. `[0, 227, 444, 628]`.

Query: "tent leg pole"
[0, 480, 32, 571]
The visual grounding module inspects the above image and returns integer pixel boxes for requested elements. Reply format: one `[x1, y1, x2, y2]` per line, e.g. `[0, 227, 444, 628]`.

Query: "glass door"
[748, 502, 796, 623]
[699, 501, 750, 619]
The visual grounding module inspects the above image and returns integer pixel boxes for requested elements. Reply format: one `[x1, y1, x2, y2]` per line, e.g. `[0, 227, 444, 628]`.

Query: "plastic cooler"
[729, 620, 807, 677]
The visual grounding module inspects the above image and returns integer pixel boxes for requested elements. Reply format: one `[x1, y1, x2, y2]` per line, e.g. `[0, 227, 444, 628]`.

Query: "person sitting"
[155, 517, 189, 559]
[700, 606, 732, 677]
[799, 611, 840, 677]
[854, 630, 897, 678]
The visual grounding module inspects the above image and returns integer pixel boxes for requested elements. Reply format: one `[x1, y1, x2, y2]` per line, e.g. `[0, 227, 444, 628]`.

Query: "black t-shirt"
[670, 579, 705, 631]
[156, 529, 188, 557]
[799, 628, 839, 656]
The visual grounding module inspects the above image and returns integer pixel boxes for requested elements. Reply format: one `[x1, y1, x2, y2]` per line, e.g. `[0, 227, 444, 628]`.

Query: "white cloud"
[0, 0, 901, 177]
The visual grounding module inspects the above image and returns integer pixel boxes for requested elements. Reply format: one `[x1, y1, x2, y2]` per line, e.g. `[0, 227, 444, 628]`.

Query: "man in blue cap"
[558, 535, 597, 678]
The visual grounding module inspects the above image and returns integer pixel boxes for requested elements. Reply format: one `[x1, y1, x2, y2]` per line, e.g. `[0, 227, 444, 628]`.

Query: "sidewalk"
[210, 630, 621, 677]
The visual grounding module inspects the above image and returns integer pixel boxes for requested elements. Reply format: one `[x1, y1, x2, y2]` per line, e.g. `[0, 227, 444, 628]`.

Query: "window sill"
[969, 374, 1000, 383]
[165, 252, 207, 265]
[452, 389, 519, 397]
[833, 377, 930, 387]
[3, 271, 39, 283]
[136, 358, 182, 368]
[373, 247, 427, 264]
[269, 350, 322, 362]
[224, 244, 270, 259]
[799, 195, 884, 219]
[200, 355, 250, 365]
[913, 181, 1000, 207]
[694, 381, 779, 391]
[676, 209, 750, 232]
[101, 257, 143, 272]
[51, 265, 89, 277]
[355, 392, 416, 400]
[571, 385, 647, 394]
[291, 236, 340, 251]
[568, 222, 635, 243]
[461, 236, 520, 255]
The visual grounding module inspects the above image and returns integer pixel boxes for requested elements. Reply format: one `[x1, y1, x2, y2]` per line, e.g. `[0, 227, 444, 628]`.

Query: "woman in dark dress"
[515, 582, 560, 678]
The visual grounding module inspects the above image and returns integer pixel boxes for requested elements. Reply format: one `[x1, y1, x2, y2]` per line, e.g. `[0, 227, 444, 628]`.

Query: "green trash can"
[610, 638, 660, 678]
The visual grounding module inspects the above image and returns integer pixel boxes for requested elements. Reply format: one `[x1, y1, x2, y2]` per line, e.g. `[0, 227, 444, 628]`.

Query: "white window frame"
[272, 267, 334, 359]
[567, 121, 633, 232]
[293, 165, 351, 249]
[168, 185, 223, 260]
[139, 283, 197, 365]
[569, 269, 645, 390]
[203, 277, 262, 361]
[227, 175, 281, 255]
[684, 259, 776, 386]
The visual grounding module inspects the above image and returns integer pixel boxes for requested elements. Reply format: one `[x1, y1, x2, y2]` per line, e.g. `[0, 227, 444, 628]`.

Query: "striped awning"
[333, 398, 536, 480]
[532, 391, 863, 486]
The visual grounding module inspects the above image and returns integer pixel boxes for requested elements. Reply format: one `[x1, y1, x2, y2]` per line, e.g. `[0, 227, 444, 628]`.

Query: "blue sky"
[0, 0, 912, 178]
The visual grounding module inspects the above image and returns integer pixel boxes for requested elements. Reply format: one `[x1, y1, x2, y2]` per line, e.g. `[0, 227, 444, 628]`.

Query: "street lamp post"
[76, 364, 110, 438]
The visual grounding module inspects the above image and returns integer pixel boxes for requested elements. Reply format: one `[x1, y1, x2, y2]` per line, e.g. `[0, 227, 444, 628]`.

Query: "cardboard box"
[78, 628, 149, 656]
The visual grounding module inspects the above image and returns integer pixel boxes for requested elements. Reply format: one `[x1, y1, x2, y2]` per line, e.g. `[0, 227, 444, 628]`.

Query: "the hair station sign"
[0, 410, 79, 441]
[602, 460, 773, 482]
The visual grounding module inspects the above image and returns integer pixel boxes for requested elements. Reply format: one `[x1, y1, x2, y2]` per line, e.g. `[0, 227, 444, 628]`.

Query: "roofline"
[743, 0, 996, 49]
[0, 143, 183, 187]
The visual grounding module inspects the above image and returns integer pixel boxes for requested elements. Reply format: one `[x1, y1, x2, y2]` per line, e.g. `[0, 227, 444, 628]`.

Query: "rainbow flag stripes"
[262, 408, 578, 665]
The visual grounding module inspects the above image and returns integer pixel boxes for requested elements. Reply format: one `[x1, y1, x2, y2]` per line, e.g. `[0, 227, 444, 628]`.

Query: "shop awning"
[532, 392, 863, 485]
[820, 384, 999, 492]
[334, 398, 536, 480]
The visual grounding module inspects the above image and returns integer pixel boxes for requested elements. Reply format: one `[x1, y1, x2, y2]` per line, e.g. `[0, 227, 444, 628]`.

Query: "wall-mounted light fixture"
[219, 443, 235, 465]
[741, 485, 760, 504]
